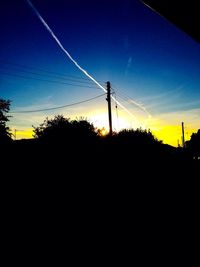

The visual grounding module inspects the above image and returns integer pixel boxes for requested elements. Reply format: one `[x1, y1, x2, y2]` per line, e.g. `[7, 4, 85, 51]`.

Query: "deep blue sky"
[1, 0, 200, 145]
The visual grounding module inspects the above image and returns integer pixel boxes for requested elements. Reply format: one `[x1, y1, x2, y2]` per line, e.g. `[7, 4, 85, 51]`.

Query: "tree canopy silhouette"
[186, 129, 200, 155]
[33, 115, 97, 144]
[107, 128, 169, 161]
[115, 128, 162, 148]
[0, 98, 12, 143]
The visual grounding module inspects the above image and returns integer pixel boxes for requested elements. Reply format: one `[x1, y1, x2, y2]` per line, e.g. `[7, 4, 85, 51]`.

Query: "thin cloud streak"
[128, 98, 152, 118]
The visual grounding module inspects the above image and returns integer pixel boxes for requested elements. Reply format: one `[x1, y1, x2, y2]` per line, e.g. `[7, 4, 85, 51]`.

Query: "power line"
[113, 90, 119, 131]
[10, 93, 106, 113]
[0, 66, 97, 85]
[0, 71, 102, 89]
[0, 59, 104, 83]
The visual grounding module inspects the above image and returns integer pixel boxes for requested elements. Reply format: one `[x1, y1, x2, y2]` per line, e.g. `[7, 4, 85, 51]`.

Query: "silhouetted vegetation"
[33, 115, 97, 140]
[32, 116, 165, 157]
[0, 103, 199, 172]
[115, 128, 162, 147]
[185, 129, 200, 159]
[0, 98, 12, 144]
[33, 115, 98, 150]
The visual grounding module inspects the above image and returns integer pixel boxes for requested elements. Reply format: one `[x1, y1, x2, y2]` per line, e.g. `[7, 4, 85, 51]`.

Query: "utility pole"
[14, 129, 17, 140]
[182, 122, 185, 148]
[106, 81, 112, 136]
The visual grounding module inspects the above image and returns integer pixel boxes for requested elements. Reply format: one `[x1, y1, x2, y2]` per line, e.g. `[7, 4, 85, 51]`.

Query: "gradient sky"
[1, 0, 200, 146]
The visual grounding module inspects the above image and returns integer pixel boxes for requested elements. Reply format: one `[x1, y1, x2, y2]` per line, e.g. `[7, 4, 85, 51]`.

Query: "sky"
[1, 0, 200, 146]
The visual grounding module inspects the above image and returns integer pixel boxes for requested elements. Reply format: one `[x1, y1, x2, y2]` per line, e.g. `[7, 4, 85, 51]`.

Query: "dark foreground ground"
[1, 138, 199, 259]
[1, 138, 199, 177]
[1, 138, 199, 214]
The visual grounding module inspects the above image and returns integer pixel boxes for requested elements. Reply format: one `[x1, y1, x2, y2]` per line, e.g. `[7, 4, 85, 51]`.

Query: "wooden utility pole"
[14, 129, 17, 140]
[182, 122, 185, 148]
[106, 81, 112, 136]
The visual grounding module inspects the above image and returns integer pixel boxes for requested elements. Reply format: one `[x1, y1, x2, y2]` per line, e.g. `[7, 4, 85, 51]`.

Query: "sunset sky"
[1, 0, 200, 146]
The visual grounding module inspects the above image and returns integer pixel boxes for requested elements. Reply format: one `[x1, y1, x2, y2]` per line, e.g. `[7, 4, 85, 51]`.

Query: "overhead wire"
[0, 59, 104, 83]
[10, 93, 106, 113]
[113, 90, 119, 131]
[0, 71, 103, 89]
[0, 66, 97, 85]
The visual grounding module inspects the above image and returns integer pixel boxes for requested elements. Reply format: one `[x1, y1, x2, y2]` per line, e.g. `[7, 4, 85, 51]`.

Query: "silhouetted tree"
[33, 115, 97, 144]
[33, 115, 71, 140]
[71, 117, 97, 140]
[0, 99, 12, 143]
[185, 129, 200, 155]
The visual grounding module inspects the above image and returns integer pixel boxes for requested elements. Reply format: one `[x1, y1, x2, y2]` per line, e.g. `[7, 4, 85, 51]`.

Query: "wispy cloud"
[128, 98, 152, 118]
[146, 97, 200, 114]
[136, 84, 200, 114]
[125, 56, 133, 76]
[138, 85, 184, 103]
[127, 56, 132, 69]
[157, 107, 200, 127]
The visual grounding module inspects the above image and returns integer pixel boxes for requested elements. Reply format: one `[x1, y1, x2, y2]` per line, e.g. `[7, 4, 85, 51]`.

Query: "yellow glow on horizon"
[12, 124, 196, 146]
[11, 128, 33, 140]
[144, 116, 197, 147]
[10, 109, 199, 147]
[153, 125, 196, 147]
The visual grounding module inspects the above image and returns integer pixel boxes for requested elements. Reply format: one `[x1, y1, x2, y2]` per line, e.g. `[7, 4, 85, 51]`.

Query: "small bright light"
[100, 127, 107, 136]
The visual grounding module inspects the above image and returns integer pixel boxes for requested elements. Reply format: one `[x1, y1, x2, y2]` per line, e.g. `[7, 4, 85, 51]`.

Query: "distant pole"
[14, 129, 17, 140]
[182, 122, 185, 148]
[106, 81, 112, 136]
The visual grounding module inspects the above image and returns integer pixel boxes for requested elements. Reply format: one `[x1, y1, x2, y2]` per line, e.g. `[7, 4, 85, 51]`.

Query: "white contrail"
[26, 0, 136, 119]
